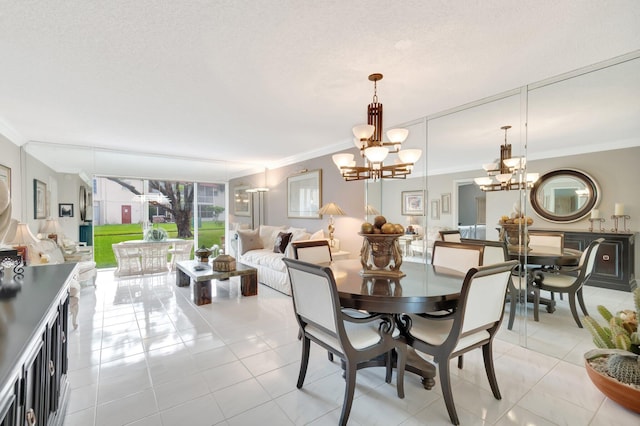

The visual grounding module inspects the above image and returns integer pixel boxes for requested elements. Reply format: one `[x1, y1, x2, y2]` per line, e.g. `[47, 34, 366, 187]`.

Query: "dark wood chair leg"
[339, 362, 357, 426]
[532, 286, 540, 322]
[396, 345, 406, 399]
[577, 288, 589, 316]
[297, 337, 310, 388]
[568, 291, 583, 328]
[439, 359, 460, 425]
[482, 342, 501, 400]
[457, 355, 463, 369]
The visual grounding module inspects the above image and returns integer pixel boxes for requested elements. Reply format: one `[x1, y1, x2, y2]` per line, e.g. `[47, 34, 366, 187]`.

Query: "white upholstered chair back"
[432, 241, 483, 273]
[460, 268, 513, 334]
[581, 238, 602, 278]
[440, 230, 462, 242]
[292, 240, 332, 264]
[287, 265, 338, 334]
[480, 243, 508, 265]
[528, 232, 564, 254]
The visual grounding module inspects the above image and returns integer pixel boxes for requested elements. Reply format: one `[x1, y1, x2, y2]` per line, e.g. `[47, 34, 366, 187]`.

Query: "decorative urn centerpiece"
[499, 201, 534, 253]
[583, 288, 640, 413]
[212, 252, 236, 272]
[144, 226, 168, 242]
[359, 216, 405, 277]
[195, 245, 212, 263]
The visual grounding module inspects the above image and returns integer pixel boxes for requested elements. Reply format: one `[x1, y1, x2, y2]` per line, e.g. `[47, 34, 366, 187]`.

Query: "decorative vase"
[499, 224, 530, 253]
[195, 246, 212, 263]
[358, 233, 404, 277]
[585, 356, 640, 413]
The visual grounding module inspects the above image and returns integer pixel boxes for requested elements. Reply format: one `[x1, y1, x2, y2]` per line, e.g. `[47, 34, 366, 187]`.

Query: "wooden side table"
[175, 260, 258, 305]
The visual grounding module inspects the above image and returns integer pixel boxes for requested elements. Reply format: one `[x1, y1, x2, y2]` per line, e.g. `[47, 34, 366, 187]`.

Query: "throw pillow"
[310, 229, 324, 240]
[237, 229, 263, 255]
[273, 232, 293, 254]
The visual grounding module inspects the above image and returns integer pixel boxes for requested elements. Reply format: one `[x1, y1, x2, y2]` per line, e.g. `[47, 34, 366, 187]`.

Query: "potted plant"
[583, 288, 640, 413]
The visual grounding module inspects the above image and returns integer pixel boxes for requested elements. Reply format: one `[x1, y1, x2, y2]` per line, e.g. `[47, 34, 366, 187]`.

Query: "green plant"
[584, 288, 640, 351]
[584, 288, 640, 386]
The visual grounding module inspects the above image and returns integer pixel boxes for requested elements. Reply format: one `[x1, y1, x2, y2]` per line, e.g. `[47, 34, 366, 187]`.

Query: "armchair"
[283, 258, 406, 426]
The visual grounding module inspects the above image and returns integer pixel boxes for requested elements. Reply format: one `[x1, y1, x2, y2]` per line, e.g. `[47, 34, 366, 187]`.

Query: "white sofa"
[28, 238, 97, 329]
[230, 225, 326, 295]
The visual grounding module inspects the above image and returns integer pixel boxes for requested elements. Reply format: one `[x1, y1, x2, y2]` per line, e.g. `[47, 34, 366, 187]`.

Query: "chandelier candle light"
[474, 125, 539, 191]
[332, 74, 422, 181]
[318, 202, 346, 250]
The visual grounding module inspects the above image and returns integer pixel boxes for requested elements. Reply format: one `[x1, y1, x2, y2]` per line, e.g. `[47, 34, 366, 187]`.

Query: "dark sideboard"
[534, 229, 636, 292]
[0, 263, 76, 426]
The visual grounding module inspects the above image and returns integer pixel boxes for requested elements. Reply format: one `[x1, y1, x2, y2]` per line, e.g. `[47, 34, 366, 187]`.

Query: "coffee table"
[175, 260, 258, 305]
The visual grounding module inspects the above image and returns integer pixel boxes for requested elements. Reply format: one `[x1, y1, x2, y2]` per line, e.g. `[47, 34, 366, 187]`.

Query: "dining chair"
[168, 240, 194, 271]
[291, 239, 332, 263]
[282, 258, 406, 426]
[431, 241, 484, 273]
[532, 238, 604, 328]
[461, 238, 529, 330]
[528, 230, 564, 255]
[401, 260, 518, 425]
[439, 230, 462, 242]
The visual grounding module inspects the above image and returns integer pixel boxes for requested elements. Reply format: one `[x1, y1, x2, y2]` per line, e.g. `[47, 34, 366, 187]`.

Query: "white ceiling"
[1, 1, 639, 180]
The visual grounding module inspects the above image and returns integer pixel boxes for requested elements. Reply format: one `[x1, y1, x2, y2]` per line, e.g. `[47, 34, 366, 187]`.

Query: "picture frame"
[430, 199, 440, 220]
[234, 185, 251, 217]
[401, 190, 425, 215]
[59, 203, 74, 218]
[441, 193, 451, 214]
[0, 164, 10, 195]
[288, 169, 322, 218]
[34, 179, 47, 219]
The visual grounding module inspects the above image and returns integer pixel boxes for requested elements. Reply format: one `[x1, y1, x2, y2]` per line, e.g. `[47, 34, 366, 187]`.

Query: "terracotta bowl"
[585, 359, 640, 413]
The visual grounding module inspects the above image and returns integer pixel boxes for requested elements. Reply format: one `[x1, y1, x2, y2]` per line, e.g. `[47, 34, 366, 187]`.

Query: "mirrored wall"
[367, 50, 640, 357]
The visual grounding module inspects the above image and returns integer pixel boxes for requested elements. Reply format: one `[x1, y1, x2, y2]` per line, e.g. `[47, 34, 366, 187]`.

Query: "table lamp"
[318, 202, 346, 250]
[8, 223, 38, 265]
[41, 218, 61, 244]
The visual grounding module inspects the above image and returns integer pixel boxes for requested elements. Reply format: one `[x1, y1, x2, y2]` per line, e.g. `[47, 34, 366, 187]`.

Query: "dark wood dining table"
[327, 259, 468, 390]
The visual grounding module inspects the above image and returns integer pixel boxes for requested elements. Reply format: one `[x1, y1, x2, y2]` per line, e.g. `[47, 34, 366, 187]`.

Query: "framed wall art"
[59, 203, 74, 218]
[34, 179, 47, 219]
[430, 199, 440, 220]
[441, 193, 451, 214]
[401, 190, 425, 215]
[287, 169, 322, 218]
[234, 185, 251, 217]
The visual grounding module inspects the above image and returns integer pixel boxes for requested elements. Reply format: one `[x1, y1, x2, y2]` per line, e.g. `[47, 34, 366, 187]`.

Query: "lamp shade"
[366, 204, 381, 215]
[398, 149, 422, 164]
[41, 218, 61, 234]
[364, 146, 389, 163]
[386, 128, 409, 144]
[9, 223, 38, 246]
[332, 153, 355, 168]
[318, 202, 346, 216]
[352, 124, 375, 140]
[474, 177, 493, 186]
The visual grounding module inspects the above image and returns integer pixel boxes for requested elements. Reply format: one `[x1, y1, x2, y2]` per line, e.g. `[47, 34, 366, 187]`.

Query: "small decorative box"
[212, 254, 236, 272]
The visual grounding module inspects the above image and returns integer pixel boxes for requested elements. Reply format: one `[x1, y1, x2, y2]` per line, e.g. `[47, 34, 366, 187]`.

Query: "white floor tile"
[62, 269, 640, 426]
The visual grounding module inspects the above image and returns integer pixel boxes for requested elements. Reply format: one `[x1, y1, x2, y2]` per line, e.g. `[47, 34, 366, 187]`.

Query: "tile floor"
[63, 269, 640, 425]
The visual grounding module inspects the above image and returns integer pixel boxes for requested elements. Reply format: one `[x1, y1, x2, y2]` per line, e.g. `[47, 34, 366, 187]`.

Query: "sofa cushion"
[287, 227, 311, 242]
[237, 229, 263, 255]
[259, 225, 286, 249]
[310, 229, 324, 240]
[273, 232, 292, 254]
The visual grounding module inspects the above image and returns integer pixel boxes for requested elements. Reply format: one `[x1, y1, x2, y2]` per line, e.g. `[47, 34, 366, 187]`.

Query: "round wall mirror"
[530, 169, 600, 223]
[79, 186, 87, 222]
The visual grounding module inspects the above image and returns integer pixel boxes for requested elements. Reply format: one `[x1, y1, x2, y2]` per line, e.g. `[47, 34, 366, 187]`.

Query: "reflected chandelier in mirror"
[530, 169, 600, 223]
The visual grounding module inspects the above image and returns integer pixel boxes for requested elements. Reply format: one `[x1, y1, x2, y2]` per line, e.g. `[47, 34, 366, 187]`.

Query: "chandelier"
[474, 125, 539, 191]
[332, 73, 422, 181]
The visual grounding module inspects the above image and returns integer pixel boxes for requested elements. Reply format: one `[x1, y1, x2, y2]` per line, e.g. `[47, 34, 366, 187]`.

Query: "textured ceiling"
[0, 1, 639, 180]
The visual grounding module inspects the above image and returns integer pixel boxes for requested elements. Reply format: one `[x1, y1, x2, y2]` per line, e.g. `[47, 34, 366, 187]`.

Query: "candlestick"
[611, 214, 631, 233]
[614, 203, 624, 216]
[590, 209, 600, 219]
[588, 217, 605, 232]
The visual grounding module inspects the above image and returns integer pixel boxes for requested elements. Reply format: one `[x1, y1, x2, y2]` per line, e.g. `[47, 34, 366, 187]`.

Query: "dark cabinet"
[79, 224, 92, 246]
[540, 230, 636, 292]
[0, 264, 75, 426]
